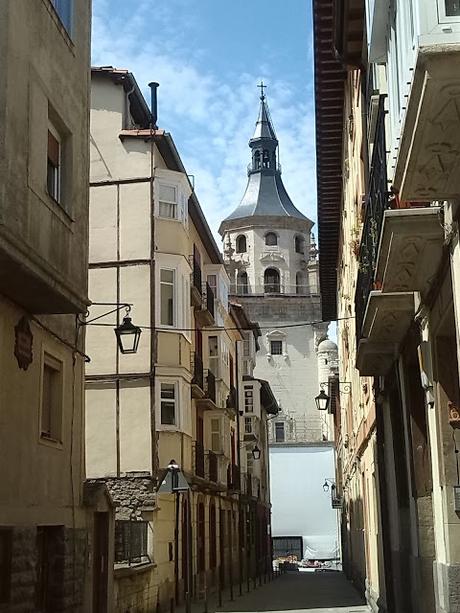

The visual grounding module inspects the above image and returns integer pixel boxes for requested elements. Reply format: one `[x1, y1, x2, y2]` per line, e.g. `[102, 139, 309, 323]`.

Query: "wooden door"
[93, 512, 109, 613]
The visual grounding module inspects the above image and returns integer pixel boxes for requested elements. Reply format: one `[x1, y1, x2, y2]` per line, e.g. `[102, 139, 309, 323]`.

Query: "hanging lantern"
[315, 389, 330, 411]
[115, 314, 142, 354]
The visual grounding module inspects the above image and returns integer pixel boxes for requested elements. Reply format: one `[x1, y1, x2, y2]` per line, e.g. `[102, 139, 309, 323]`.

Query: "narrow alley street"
[212, 572, 368, 613]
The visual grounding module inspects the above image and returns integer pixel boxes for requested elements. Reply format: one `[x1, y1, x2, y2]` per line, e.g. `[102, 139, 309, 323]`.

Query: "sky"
[91, 0, 316, 244]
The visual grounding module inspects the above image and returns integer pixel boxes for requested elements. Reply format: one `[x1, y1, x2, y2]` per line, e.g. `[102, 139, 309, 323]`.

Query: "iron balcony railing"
[227, 463, 240, 491]
[205, 281, 215, 319]
[191, 351, 204, 390]
[207, 451, 218, 483]
[192, 255, 202, 293]
[226, 385, 237, 409]
[355, 95, 389, 342]
[205, 369, 216, 403]
[194, 441, 205, 478]
[231, 284, 312, 296]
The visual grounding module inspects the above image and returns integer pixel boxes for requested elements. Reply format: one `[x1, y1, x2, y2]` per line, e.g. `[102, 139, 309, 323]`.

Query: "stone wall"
[8, 526, 87, 613]
[106, 476, 156, 519]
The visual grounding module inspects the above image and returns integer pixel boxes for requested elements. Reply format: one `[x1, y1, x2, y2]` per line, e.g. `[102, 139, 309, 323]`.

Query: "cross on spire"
[258, 80, 267, 101]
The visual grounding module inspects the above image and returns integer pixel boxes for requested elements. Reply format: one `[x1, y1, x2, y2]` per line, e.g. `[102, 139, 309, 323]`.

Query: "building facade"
[0, 1, 110, 611]
[219, 89, 339, 561]
[86, 68, 277, 613]
[314, 1, 460, 612]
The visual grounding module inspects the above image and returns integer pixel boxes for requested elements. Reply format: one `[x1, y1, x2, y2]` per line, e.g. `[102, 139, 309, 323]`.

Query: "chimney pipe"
[148, 82, 159, 128]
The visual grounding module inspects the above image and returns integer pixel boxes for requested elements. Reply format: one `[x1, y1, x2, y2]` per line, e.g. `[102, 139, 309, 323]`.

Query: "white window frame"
[244, 416, 253, 434]
[158, 380, 179, 429]
[158, 183, 178, 220]
[160, 267, 176, 327]
[47, 122, 62, 205]
[210, 417, 223, 453]
[244, 386, 254, 414]
[438, 0, 460, 22]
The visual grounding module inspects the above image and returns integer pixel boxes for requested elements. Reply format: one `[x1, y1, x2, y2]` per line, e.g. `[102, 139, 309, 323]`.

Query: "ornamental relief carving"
[259, 251, 285, 263]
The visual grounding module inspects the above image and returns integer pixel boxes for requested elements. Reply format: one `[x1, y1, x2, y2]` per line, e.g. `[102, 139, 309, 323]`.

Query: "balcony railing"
[227, 463, 240, 491]
[226, 385, 237, 409]
[194, 441, 205, 478]
[192, 256, 202, 293]
[205, 369, 216, 403]
[355, 95, 389, 341]
[205, 282, 215, 319]
[230, 284, 313, 296]
[192, 351, 204, 390]
[207, 451, 218, 483]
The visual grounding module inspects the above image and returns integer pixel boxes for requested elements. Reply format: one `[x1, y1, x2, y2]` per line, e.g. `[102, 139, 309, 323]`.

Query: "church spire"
[249, 83, 278, 174]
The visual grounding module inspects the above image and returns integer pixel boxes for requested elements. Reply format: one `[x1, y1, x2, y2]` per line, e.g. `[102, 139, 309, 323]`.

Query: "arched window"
[254, 150, 261, 169]
[296, 271, 306, 295]
[295, 235, 304, 254]
[262, 149, 270, 168]
[265, 232, 277, 246]
[237, 270, 249, 294]
[236, 235, 247, 253]
[264, 268, 280, 293]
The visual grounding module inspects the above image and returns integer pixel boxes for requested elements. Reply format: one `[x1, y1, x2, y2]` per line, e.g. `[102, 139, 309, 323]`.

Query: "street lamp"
[315, 389, 330, 412]
[252, 445, 261, 460]
[115, 310, 142, 354]
[322, 478, 335, 493]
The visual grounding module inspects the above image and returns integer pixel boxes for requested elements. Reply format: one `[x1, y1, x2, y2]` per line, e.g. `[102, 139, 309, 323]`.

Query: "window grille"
[115, 521, 149, 566]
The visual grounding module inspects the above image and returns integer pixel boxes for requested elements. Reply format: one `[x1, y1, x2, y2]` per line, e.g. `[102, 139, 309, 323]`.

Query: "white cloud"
[91, 0, 317, 245]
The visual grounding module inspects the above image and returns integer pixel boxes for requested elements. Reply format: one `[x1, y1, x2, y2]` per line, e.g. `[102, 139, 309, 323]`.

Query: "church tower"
[219, 87, 330, 445]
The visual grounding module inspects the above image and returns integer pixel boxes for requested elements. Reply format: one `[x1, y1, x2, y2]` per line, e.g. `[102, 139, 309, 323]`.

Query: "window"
[210, 418, 222, 453]
[160, 269, 175, 326]
[295, 235, 304, 254]
[244, 388, 254, 413]
[208, 335, 218, 375]
[51, 0, 73, 33]
[237, 270, 249, 294]
[244, 417, 253, 434]
[242, 338, 250, 357]
[47, 125, 61, 203]
[41, 354, 63, 442]
[236, 235, 247, 253]
[160, 383, 176, 425]
[115, 521, 149, 566]
[270, 340, 283, 355]
[265, 232, 277, 246]
[159, 184, 177, 219]
[207, 274, 217, 299]
[264, 268, 280, 293]
[0, 530, 12, 604]
[246, 450, 254, 473]
[275, 422, 285, 442]
[445, 0, 460, 16]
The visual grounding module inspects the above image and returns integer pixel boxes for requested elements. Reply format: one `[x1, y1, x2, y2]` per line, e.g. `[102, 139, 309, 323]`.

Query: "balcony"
[227, 463, 240, 492]
[191, 351, 205, 399]
[191, 256, 202, 308]
[195, 282, 215, 327]
[194, 441, 205, 478]
[355, 95, 444, 376]
[226, 385, 238, 410]
[230, 284, 312, 296]
[196, 369, 217, 410]
[386, 3, 460, 200]
[207, 451, 218, 483]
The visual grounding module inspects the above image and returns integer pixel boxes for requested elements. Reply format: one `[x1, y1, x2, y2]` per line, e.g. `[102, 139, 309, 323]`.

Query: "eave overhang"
[313, 0, 346, 321]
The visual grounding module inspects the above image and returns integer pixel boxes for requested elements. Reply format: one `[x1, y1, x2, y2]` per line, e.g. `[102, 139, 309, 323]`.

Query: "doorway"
[93, 512, 109, 613]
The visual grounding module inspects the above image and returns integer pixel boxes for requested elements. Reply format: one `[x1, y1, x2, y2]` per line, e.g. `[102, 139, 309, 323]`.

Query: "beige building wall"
[335, 69, 385, 610]
[0, 2, 112, 612]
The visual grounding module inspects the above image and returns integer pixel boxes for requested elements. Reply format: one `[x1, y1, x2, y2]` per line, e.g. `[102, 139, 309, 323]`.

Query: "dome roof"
[317, 338, 338, 353]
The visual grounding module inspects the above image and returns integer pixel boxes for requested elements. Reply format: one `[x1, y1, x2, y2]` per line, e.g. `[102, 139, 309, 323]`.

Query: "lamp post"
[315, 389, 330, 412]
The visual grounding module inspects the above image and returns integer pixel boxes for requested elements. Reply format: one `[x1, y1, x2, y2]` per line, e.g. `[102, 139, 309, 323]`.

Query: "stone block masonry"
[107, 476, 156, 519]
[7, 526, 87, 613]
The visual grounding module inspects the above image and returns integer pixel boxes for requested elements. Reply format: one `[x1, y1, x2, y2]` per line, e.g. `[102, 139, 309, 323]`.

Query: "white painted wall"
[269, 446, 339, 560]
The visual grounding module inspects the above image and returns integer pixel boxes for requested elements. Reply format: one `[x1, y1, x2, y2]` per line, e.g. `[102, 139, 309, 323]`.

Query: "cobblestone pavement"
[215, 571, 369, 613]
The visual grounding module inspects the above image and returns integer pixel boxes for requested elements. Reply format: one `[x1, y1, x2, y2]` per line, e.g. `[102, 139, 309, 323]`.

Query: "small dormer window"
[265, 232, 277, 246]
[236, 235, 247, 253]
